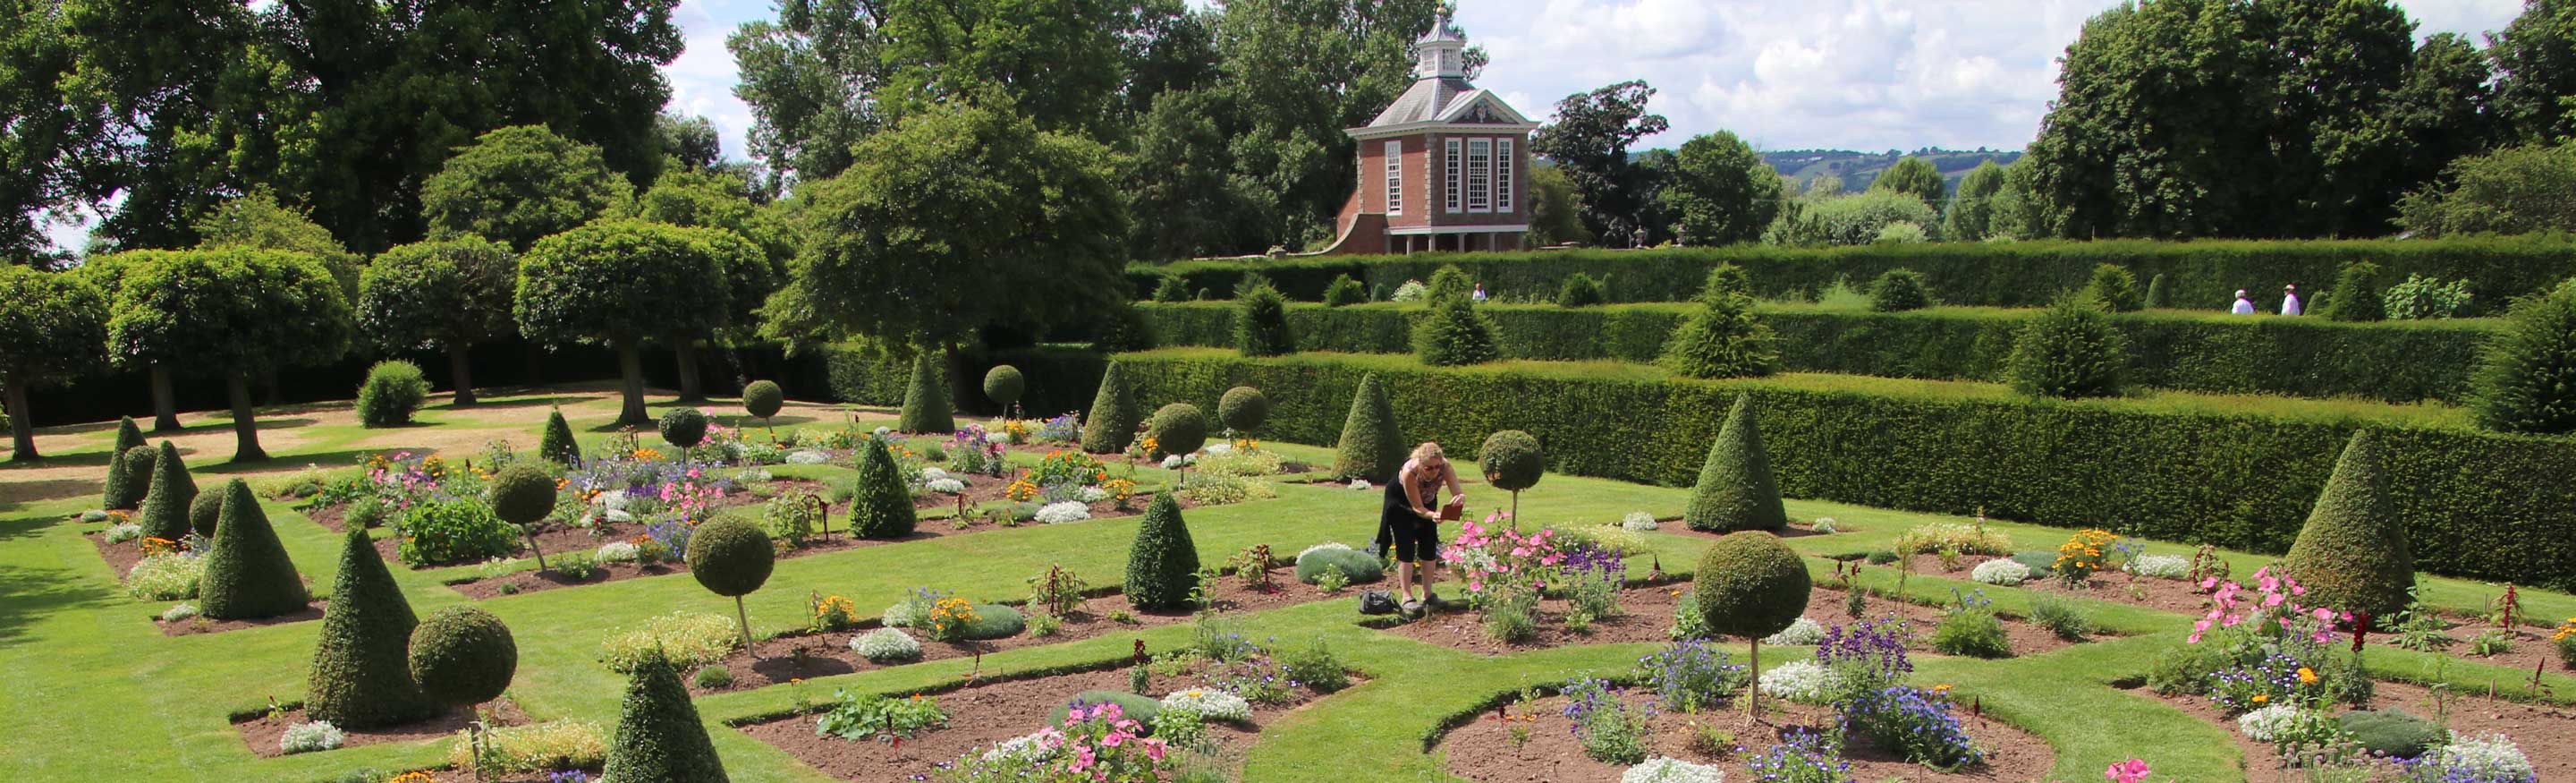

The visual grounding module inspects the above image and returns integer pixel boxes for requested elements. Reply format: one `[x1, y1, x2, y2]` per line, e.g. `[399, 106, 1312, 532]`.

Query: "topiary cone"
[1332, 373, 1404, 482]
[1683, 394, 1787, 533]
[136, 441, 199, 541]
[1693, 531, 1810, 716]
[307, 526, 434, 728]
[2280, 430, 2415, 617]
[101, 417, 147, 509]
[686, 516, 775, 650]
[199, 480, 309, 620]
[539, 408, 580, 465]
[846, 438, 917, 539]
[603, 651, 732, 783]
[898, 353, 955, 434]
[1080, 362, 1141, 454]
[1123, 494, 1200, 611]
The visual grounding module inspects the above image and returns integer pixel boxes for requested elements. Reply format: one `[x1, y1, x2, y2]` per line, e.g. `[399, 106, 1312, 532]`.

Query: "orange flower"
[2251, 694, 2269, 704]
[2296, 667, 2318, 685]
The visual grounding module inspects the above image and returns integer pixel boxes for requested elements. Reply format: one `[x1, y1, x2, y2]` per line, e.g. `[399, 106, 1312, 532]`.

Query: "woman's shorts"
[1387, 517, 1436, 563]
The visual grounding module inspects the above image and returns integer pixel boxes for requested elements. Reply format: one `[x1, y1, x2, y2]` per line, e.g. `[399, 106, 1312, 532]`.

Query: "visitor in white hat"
[2280, 284, 2302, 316]
[2231, 289, 2256, 315]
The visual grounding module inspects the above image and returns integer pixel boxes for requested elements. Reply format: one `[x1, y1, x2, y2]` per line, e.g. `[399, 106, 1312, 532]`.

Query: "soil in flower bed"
[1436, 685, 2053, 783]
[301, 478, 832, 568]
[233, 699, 530, 760]
[738, 658, 1331, 782]
[1381, 583, 2092, 658]
[445, 534, 886, 600]
[157, 599, 326, 636]
[84, 527, 150, 578]
[2144, 680, 2576, 783]
[691, 577, 1348, 694]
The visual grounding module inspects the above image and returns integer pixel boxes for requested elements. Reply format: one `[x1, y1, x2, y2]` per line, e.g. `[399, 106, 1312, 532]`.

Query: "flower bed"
[231, 698, 529, 760]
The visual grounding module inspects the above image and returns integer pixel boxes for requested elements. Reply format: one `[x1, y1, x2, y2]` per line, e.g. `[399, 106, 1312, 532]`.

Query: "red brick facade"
[1329, 18, 1540, 256]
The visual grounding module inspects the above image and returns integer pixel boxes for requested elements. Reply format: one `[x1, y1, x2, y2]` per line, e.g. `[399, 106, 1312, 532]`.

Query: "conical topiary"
[1236, 283, 1296, 357]
[101, 417, 147, 509]
[1124, 494, 1200, 610]
[602, 651, 730, 783]
[136, 441, 199, 541]
[2472, 279, 2576, 434]
[1660, 293, 1780, 379]
[1323, 275, 1368, 307]
[1080, 362, 1142, 454]
[1557, 273, 1606, 307]
[1414, 295, 1499, 366]
[1426, 265, 1472, 303]
[898, 353, 955, 434]
[2142, 273, 2171, 310]
[2007, 295, 2128, 399]
[2320, 261, 2385, 322]
[198, 480, 309, 619]
[307, 526, 434, 728]
[1868, 268, 1932, 311]
[1331, 373, 1404, 482]
[539, 408, 580, 465]
[1699, 264, 1752, 302]
[2280, 430, 2416, 617]
[846, 438, 917, 539]
[1693, 531, 1810, 714]
[1683, 394, 1787, 533]
[111, 444, 158, 511]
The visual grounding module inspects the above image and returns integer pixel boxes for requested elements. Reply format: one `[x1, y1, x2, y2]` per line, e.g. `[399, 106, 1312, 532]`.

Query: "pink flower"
[1467, 581, 1483, 592]
[2105, 758, 2150, 783]
[1102, 731, 1126, 747]
[1142, 737, 1168, 762]
[2310, 607, 2333, 622]
[1071, 745, 1097, 772]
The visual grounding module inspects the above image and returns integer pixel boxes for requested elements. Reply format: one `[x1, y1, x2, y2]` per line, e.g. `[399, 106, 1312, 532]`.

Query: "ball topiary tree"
[2280, 430, 2416, 617]
[1124, 493, 1200, 610]
[114, 444, 158, 511]
[307, 527, 434, 728]
[356, 236, 519, 405]
[515, 219, 731, 426]
[1683, 394, 1786, 533]
[2470, 278, 2576, 434]
[540, 408, 581, 465]
[1080, 362, 1142, 454]
[898, 353, 955, 434]
[1479, 430, 1544, 524]
[741, 379, 785, 434]
[1557, 273, 1606, 307]
[188, 490, 223, 538]
[1868, 268, 1932, 311]
[410, 605, 521, 770]
[2320, 261, 2386, 322]
[1323, 275, 1367, 307]
[1693, 531, 1811, 715]
[687, 516, 775, 651]
[100, 417, 147, 509]
[199, 480, 309, 619]
[659, 407, 711, 449]
[136, 441, 199, 541]
[106, 248, 353, 461]
[0, 265, 108, 460]
[602, 650, 732, 783]
[981, 365, 1025, 418]
[2142, 273, 2171, 310]
[1414, 295, 1500, 366]
[1148, 403, 1209, 460]
[1332, 373, 1404, 482]
[1217, 387, 1268, 437]
[487, 464, 558, 572]
[2080, 263, 2143, 312]
[1235, 282, 1296, 356]
[1660, 290, 1780, 379]
[2007, 295, 2128, 399]
[354, 360, 432, 427]
[847, 438, 918, 539]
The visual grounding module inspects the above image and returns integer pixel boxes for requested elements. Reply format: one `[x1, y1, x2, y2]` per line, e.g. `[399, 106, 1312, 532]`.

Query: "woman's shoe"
[1400, 600, 1425, 618]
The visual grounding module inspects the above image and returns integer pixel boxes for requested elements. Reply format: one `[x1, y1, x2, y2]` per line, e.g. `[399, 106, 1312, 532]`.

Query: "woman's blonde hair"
[1411, 441, 1445, 463]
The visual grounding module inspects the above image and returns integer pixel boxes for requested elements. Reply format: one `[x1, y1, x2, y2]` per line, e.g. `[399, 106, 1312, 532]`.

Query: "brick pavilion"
[1325, 17, 1542, 255]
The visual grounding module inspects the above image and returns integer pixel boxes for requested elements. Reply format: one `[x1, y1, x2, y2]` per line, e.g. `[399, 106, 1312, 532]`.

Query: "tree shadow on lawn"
[0, 557, 121, 649]
[424, 394, 592, 413]
[198, 446, 435, 474]
[0, 478, 104, 511]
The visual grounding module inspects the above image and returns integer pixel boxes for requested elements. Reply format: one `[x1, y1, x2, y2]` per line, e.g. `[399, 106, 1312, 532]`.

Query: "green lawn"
[2, 388, 2568, 782]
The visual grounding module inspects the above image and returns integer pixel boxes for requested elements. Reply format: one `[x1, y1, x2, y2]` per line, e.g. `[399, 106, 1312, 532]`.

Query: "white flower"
[1761, 617, 1825, 646]
[852, 627, 922, 662]
[991, 431, 1015, 445]
[1348, 479, 1372, 491]
[2235, 704, 2305, 743]
[159, 602, 199, 623]
[786, 449, 830, 465]
[1623, 756, 1724, 783]
[1971, 558, 2032, 586]
[1757, 660, 1838, 705]
[1298, 541, 1354, 559]
[1204, 442, 1233, 455]
[598, 491, 631, 511]
[2415, 733, 2537, 783]
[279, 720, 344, 754]
[1035, 501, 1092, 523]
[1159, 688, 1254, 723]
[1078, 486, 1109, 503]
[1620, 512, 1658, 532]
[873, 427, 893, 438]
[1161, 455, 1184, 470]
[921, 467, 950, 481]
[596, 541, 640, 563]
[981, 730, 1062, 764]
[602, 508, 636, 524]
[926, 478, 967, 495]
[2125, 554, 2190, 579]
[1811, 517, 1838, 533]
[1392, 279, 1428, 302]
[103, 523, 144, 544]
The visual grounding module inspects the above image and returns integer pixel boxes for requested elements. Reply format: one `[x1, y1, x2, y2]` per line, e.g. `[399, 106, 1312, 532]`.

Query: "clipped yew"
[1557, 273, 1607, 307]
[1218, 386, 1268, 435]
[1414, 295, 1500, 366]
[1661, 292, 1779, 379]
[188, 490, 223, 538]
[2081, 263, 2143, 312]
[410, 604, 518, 775]
[897, 353, 954, 434]
[1080, 362, 1142, 454]
[846, 438, 917, 539]
[1124, 494, 1200, 611]
[1684, 394, 1786, 533]
[981, 365, 1024, 414]
[1699, 263, 1752, 302]
[2280, 430, 2416, 617]
[1236, 283, 1296, 356]
[602, 650, 731, 783]
[199, 480, 309, 619]
[135, 441, 199, 541]
[2142, 273, 2171, 310]
[539, 408, 581, 464]
[1479, 430, 1544, 523]
[659, 406, 710, 448]
[307, 527, 433, 728]
[2471, 278, 2576, 435]
[687, 516, 775, 650]
[1869, 268, 1933, 311]
[112, 444, 158, 511]
[2321, 261, 2386, 322]
[1148, 403, 1209, 459]
[100, 417, 147, 508]
[1332, 373, 1404, 482]
[2007, 295, 2128, 399]
[741, 379, 785, 433]
[487, 464, 558, 571]
[1694, 531, 1811, 715]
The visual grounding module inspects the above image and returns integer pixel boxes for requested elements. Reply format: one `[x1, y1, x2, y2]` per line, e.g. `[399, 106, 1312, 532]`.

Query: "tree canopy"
[1657, 131, 1781, 246]
[516, 219, 733, 423]
[0, 266, 109, 458]
[1533, 80, 1672, 244]
[422, 125, 633, 251]
[1869, 157, 1946, 207]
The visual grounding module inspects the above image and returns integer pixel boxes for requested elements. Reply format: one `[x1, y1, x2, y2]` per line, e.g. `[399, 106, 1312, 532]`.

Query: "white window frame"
[1496, 138, 1514, 213]
[1445, 138, 1462, 214]
[1384, 140, 1403, 216]
[1466, 138, 1492, 213]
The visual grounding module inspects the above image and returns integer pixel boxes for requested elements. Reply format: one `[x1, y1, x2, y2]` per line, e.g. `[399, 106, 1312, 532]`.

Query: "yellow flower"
[2296, 667, 2318, 685]
[1931, 684, 1953, 694]
[1187, 690, 1203, 697]
[2251, 694, 2269, 704]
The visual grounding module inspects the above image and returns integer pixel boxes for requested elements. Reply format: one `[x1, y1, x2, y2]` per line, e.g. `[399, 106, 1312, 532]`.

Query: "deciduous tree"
[358, 237, 518, 405]
[515, 220, 730, 425]
[0, 267, 107, 459]
[105, 249, 352, 461]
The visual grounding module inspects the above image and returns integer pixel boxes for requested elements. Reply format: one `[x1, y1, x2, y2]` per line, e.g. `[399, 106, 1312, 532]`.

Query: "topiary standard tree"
[1333, 373, 1405, 482]
[1699, 263, 1753, 302]
[1080, 362, 1142, 454]
[2142, 273, 2171, 310]
[1414, 295, 1500, 366]
[741, 380, 785, 434]
[1684, 394, 1787, 533]
[2473, 279, 2576, 434]
[2080, 263, 2143, 312]
[1124, 493, 1200, 610]
[540, 408, 581, 465]
[0, 265, 108, 460]
[1235, 282, 1296, 356]
[668, 226, 776, 403]
[1661, 290, 1780, 379]
[106, 248, 353, 461]
[1693, 531, 1811, 715]
[847, 438, 918, 539]
[2280, 430, 2416, 618]
[1557, 273, 1607, 307]
[898, 353, 955, 434]
[686, 516, 775, 651]
[1218, 387, 1269, 437]
[188, 490, 223, 538]
[1479, 430, 1544, 525]
[515, 220, 731, 426]
[1148, 404, 1209, 464]
[100, 417, 147, 509]
[199, 480, 309, 619]
[1323, 275, 1367, 307]
[1868, 268, 1932, 311]
[660, 407, 711, 449]
[487, 464, 559, 572]
[307, 527, 434, 728]
[356, 236, 519, 405]
[136, 441, 200, 541]
[2007, 295, 2129, 399]
[410, 606, 521, 770]
[602, 650, 731, 783]
[981, 365, 1025, 418]
[2320, 261, 2387, 322]
[115, 445, 158, 511]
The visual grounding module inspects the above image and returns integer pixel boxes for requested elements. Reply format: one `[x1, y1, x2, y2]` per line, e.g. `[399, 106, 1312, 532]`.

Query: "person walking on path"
[2233, 289, 2257, 315]
[1377, 441, 1466, 617]
[2280, 284, 2302, 316]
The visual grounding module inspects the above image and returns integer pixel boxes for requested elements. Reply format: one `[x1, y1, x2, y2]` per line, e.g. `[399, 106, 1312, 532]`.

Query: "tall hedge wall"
[1111, 348, 2576, 590]
[1128, 237, 2576, 315]
[1133, 302, 2499, 403]
[810, 344, 1107, 418]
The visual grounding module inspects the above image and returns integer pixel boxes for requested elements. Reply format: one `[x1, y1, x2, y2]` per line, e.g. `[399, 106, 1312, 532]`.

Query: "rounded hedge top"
[983, 365, 1026, 408]
[658, 407, 711, 448]
[1148, 403, 1210, 457]
[409, 606, 519, 707]
[486, 464, 558, 525]
[741, 380, 784, 420]
[1479, 430, 1545, 492]
[1218, 387, 1269, 432]
[685, 516, 775, 597]
[1692, 532, 1810, 641]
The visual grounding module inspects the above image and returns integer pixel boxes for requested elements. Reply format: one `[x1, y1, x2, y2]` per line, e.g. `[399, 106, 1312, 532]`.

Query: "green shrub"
[693, 666, 733, 690]
[1557, 273, 1606, 307]
[1124, 494, 1200, 610]
[1659, 294, 1778, 379]
[898, 353, 954, 434]
[1047, 691, 1160, 728]
[846, 438, 918, 539]
[1217, 387, 1268, 434]
[1294, 546, 1383, 584]
[1478, 430, 1545, 499]
[487, 464, 556, 526]
[2080, 263, 2143, 312]
[1864, 550, 1899, 566]
[1868, 268, 1931, 311]
[135, 441, 198, 541]
[962, 603, 1025, 640]
[188, 490, 223, 538]
[2142, 274, 2170, 310]
[307, 527, 434, 728]
[1279, 638, 1352, 693]
[1148, 403, 1210, 457]
[1080, 362, 1142, 453]
[1322, 274, 1367, 307]
[101, 417, 146, 509]
[601, 651, 731, 783]
[2385, 274, 2475, 319]
[409, 606, 517, 708]
[198, 481, 309, 619]
[1427, 265, 1473, 303]
[1331, 373, 1404, 481]
[1684, 395, 1786, 532]
[1700, 263, 1752, 302]
[2145, 643, 2224, 695]
[1235, 283, 1295, 356]
[355, 360, 432, 427]
[686, 517, 774, 599]
[2007, 295, 2127, 399]
[2281, 430, 2415, 617]
[2555, 633, 2576, 670]
[395, 498, 520, 566]
[657, 407, 708, 449]
[741, 379, 784, 423]
[119, 444, 159, 508]
[539, 409, 580, 464]
[1931, 610, 2012, 658]
[980, 366, 1024, 412]
[2334, 708, 2443, 758]
[2319, 262, 2385, 321]
[2471, 279, 2576, 434]
[1154, 274, 1190, 302]
[1414, 296, 1499, 366]
[2027, 594, 2094, 641]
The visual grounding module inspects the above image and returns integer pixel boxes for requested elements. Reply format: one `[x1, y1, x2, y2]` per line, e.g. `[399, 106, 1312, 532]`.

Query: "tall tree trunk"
[228, 373, 267, 462]
[149, 364, 181, 432]
[674, 340, 704, 402]
[943, 339, 967, 414]
[615, 340, 648, 426]
[446, 345, 479, 406]
[5, 382, 38, 461]
[261, 367, 284, 406]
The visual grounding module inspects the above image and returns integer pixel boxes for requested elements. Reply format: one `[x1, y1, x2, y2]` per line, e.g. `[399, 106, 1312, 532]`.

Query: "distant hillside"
[1759, 148, 2022, 196]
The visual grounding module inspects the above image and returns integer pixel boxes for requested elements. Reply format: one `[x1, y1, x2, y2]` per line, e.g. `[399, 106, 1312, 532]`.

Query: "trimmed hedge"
[1111, 348, 2576, 590]
[817, 344, 1106, 418]
[1124, 237, 2576, 315]
[1133, 302, 2499, 403]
